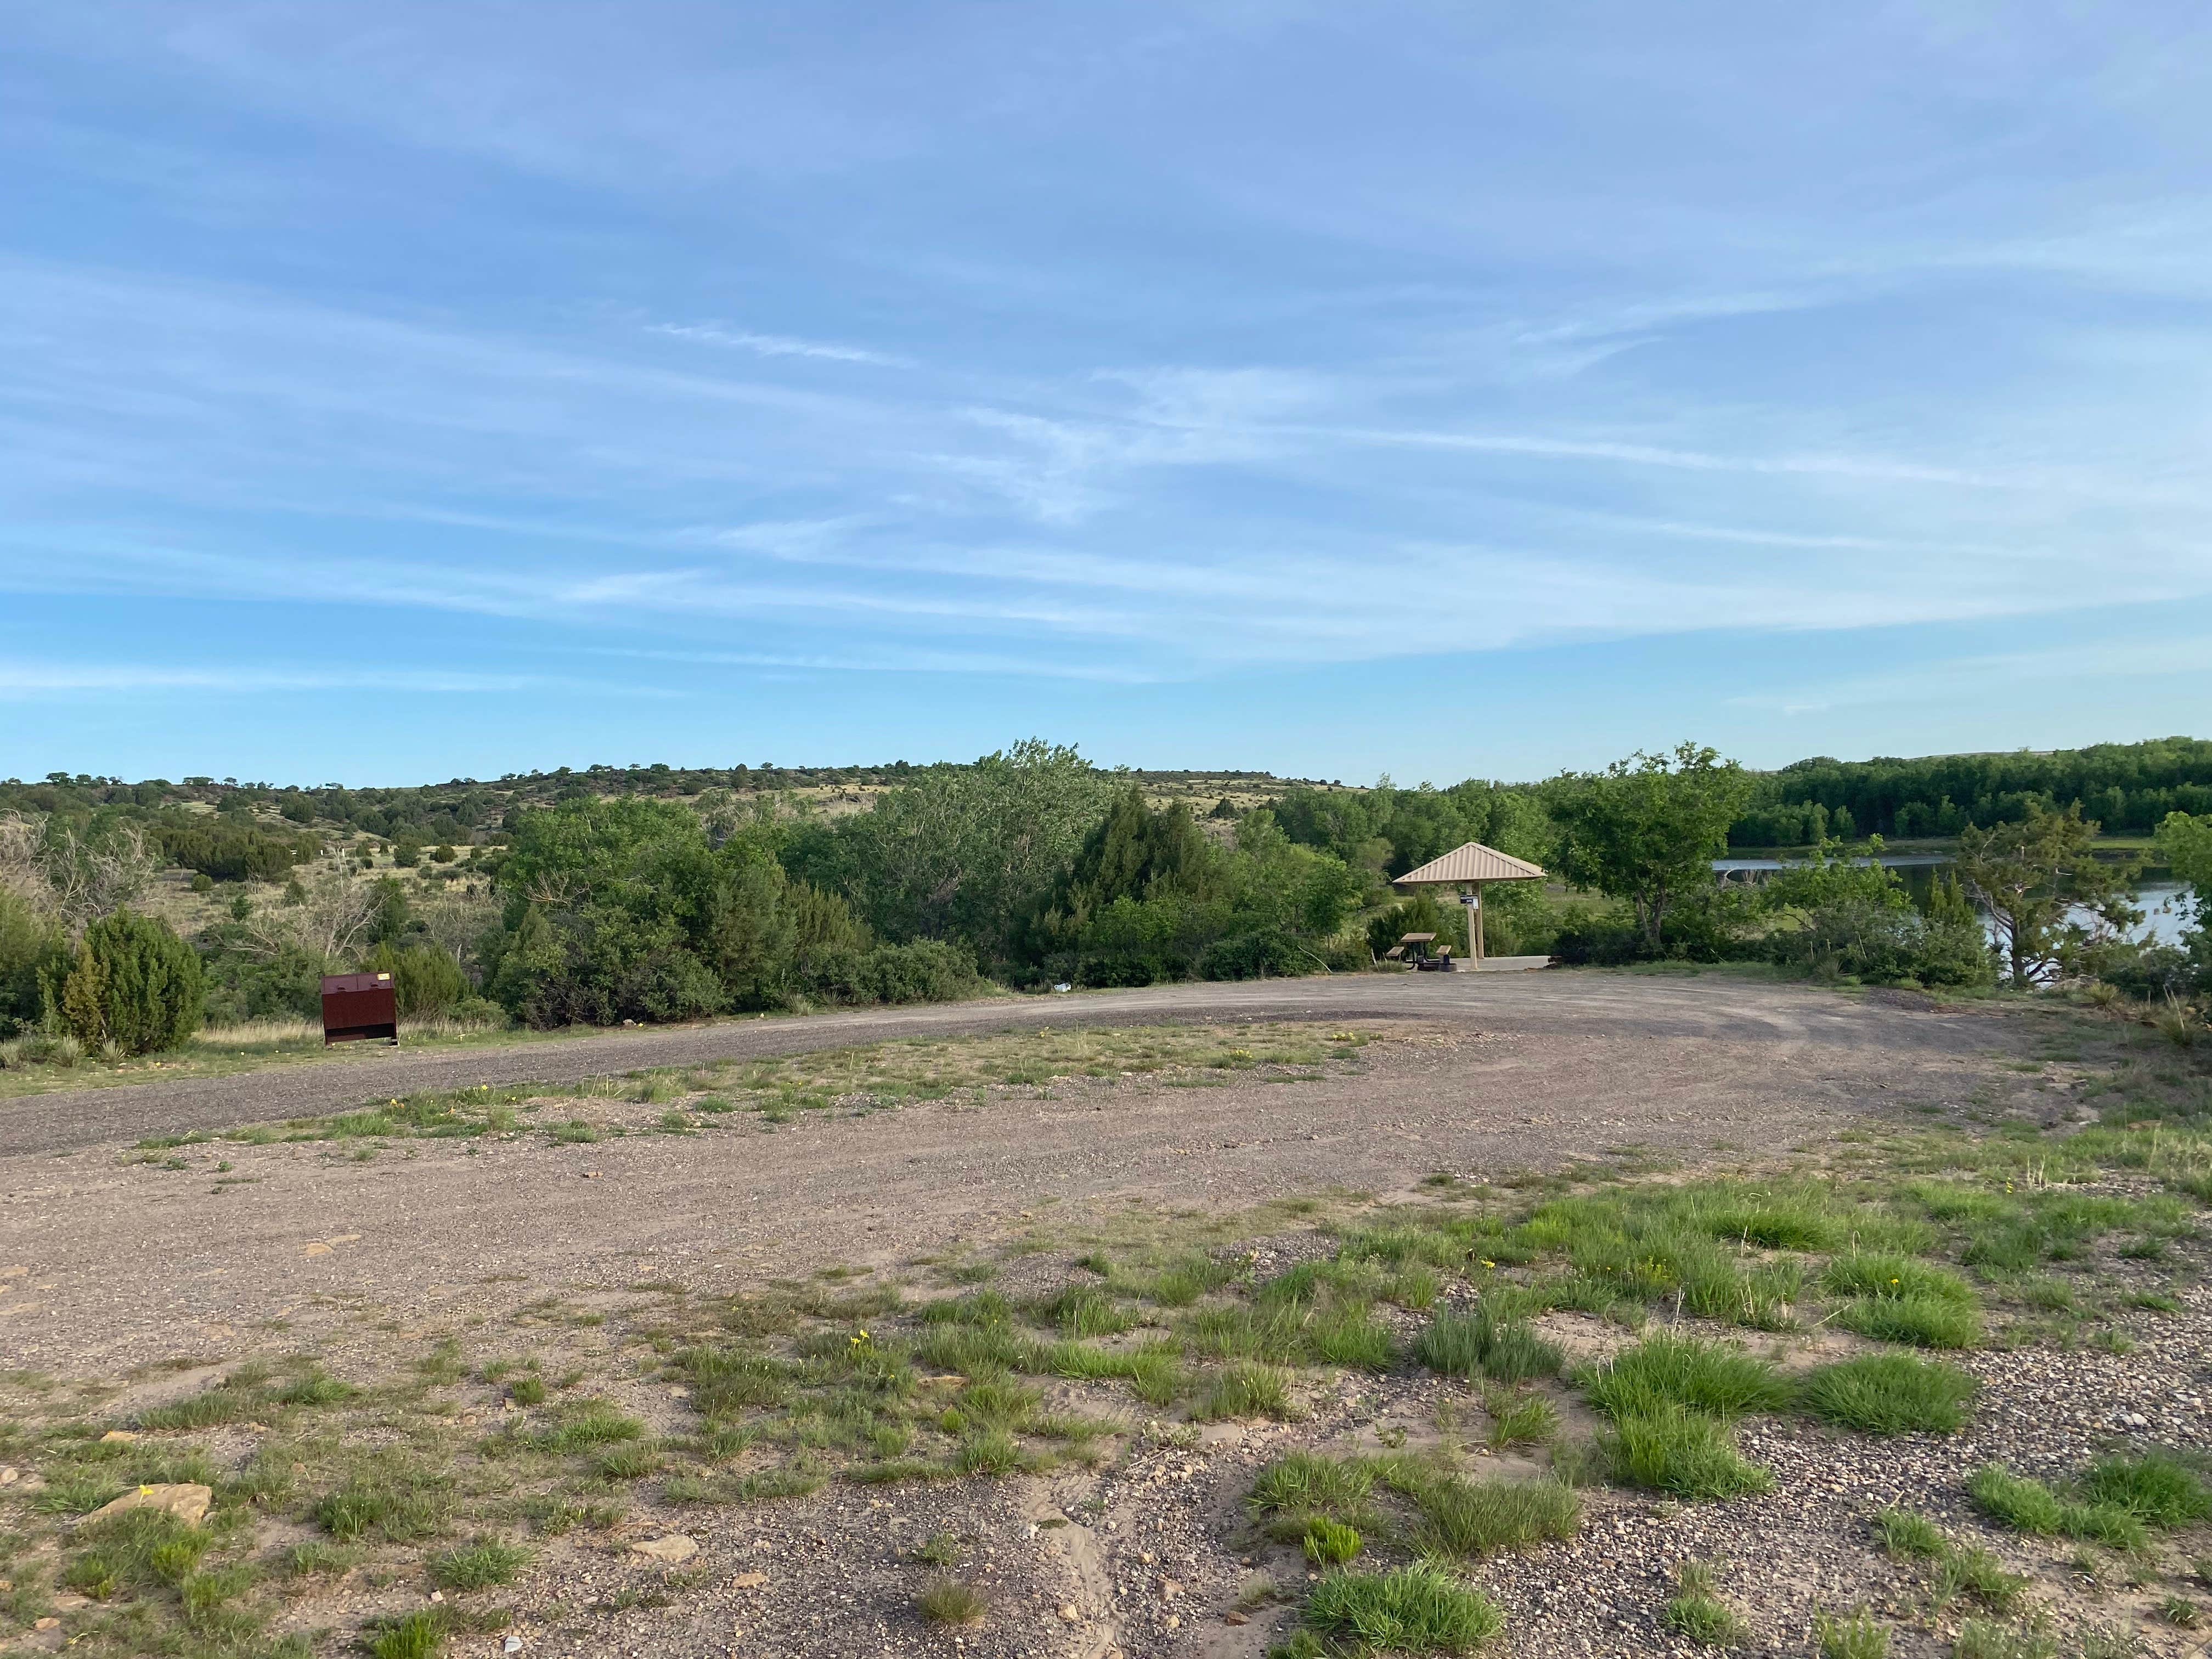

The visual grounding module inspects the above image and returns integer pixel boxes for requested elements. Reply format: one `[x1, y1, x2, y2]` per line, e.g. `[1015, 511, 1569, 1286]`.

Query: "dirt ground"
[1, 972, 2009, 1372]
[9, 970, 2183, 1659]
[4, 964, 1954, 1156]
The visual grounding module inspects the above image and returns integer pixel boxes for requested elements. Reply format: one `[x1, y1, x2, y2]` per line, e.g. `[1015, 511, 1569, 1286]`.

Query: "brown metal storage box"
[321, 972, 399, 1045]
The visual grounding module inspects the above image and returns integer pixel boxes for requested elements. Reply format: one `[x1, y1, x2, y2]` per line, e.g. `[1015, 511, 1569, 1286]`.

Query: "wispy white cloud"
[0, 662, 680, 698]
[649, 322, 911, 366]
[1730, 636, 2212, 718]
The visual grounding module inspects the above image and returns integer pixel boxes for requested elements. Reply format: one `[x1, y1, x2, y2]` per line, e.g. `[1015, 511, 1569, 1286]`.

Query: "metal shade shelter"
[1391, 842, 1547, 964]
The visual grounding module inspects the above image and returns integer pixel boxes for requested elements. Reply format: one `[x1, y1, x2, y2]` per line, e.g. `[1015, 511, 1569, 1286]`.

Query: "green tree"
[2156, 811, 2212, 909]
[1553, 743, 1752, 954]
[1956, 804, 2140, 985]
[59, 908, 203, 1054]
[830, 740, 1117, 971]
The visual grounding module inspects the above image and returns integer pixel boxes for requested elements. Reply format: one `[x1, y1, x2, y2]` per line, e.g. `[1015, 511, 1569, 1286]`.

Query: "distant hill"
[7, 735, 2204, 857]
[0, 760, 1349, 852]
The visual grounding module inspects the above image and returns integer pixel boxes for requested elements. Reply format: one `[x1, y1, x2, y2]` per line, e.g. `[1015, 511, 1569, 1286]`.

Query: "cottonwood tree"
[1955, 804, 2140, 985]
[1552, 743, 1751, 955]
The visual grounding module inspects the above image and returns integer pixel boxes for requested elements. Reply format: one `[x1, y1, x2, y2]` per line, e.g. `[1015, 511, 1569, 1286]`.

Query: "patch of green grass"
[1251, 1452, 1376, 1526]
[1127, 1346, 1183, 1407]
[2078, 1451, 2212, 1526]
[917, 1577, 988, 1626]
[1413, 1306, 1561, 1384]
[913, 1530, 964, 1567]
[1967, 1464, 2147, 1550]
[956, 1428, 1026, 1475]
[1822, 1252, 1977, 1304]
[1304, 1517, 1363, 1566]
[1301, 1564, 1503, 1654]
[1043, 1285, 1135, 1338]
[1816, 1607, 1891, 1659]
[1798, 1353, 1978, 1435]
[588, 1441, 664, 1480]
[1198, 1362, 1296, 1422]
[1663, 1562, 1744, 1646]
[427, 1538, 531, 1590]
[531, 1399, 647, 1452]
[1949, 1618, 2057, 1658]
[674, 1346, 794, 1415]
[1392, 1469, 1581, 1558]
[1932, 1545, 2025, 1613]
[366, 1610, 446, 1659]
[1310, 1306, 1397, 1371]
[1184, 1304, 1308, 1365]
[1582, 1333, 1791, 1421]
[274, 1367, 356, 1407]
[134, 1374, 266, 1430]
[1870, 1508, 1945, 1559]
[1600, 1404, 1773, 1501]
[1832, 1294, 1982, 1350]
[312, 1460, 452, 1543]
[1481, 1387, 1559, 1450]
[61, 1508, 213, 1602]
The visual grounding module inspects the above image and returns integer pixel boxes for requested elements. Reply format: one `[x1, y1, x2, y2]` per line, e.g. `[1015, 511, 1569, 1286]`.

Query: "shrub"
[0, 889, 67, 1039]
[1302, 1564, 1504, 1653]
[1600, 1404, 1773, 1500]
[59, 908, 203, 1054]
[1799, 1354, 1978, 1435]
[366, 942, 469, 1018]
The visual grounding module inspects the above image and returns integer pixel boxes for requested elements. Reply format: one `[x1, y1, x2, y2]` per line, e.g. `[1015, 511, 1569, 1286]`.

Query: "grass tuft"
[1413, 1305, 1561, 1384]
[917, 1577, 989, 1626]
[1816, 1607, 1890, 1658]
[1582, 1333, 1791, 1421]
[1302, 1564, 1504, 1653]
[1198, 1362, 1297, 1421]
[427, 1538, 531, 1590]
[1599, 1403, 1773, 1501]
[1799, 1353, 1978, 1435]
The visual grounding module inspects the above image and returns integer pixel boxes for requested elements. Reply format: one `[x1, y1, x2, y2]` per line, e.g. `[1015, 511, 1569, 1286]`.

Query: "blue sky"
[4, 3, 2209, 786]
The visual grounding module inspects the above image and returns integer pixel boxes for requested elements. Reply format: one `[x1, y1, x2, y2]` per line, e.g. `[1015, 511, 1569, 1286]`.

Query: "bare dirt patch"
[5, 973, 2198, 1658]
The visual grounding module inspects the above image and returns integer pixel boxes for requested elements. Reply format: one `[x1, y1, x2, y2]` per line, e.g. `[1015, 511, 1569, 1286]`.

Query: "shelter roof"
[1393, 842, 1547, 885]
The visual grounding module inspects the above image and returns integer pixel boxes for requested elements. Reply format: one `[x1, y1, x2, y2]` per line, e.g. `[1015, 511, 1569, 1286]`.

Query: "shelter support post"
[1462, 885, 1484, 964]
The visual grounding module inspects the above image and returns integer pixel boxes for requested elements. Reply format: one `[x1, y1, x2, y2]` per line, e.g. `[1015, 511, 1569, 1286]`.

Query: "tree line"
[1728, 737, 2212, 845]
[5, 736, 2211, 1063]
